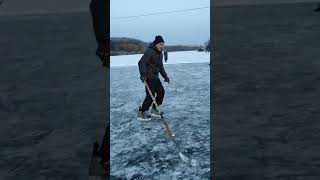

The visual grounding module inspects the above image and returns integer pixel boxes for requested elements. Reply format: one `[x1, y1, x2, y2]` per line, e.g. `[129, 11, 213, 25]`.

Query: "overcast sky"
[0, 0, 318, 13]
[1, 0, 318, 44]
[110, 0, 210, 45]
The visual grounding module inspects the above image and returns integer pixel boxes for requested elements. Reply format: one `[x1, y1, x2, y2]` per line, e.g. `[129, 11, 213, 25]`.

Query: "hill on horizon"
[111, 37, 203, 56]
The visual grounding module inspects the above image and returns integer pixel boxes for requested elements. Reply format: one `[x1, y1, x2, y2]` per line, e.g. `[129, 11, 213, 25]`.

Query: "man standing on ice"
[138, 35, 170, 121]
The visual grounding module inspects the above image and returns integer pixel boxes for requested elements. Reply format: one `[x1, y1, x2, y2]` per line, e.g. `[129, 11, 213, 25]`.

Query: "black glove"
[140, 76, 146, 83]
[96, 50, 108, 67]
[164, 76, 170, 83]
[95, 40, 109, 68]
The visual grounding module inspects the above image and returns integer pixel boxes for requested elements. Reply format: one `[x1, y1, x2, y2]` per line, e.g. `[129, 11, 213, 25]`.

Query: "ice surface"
[110, 51, 210, 67]
[110, 62, 210, 179]
[191, 159, 198, 167]
[178, 152, 189, 163]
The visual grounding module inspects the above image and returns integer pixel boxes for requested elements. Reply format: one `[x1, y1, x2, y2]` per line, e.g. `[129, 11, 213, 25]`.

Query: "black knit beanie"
[153, 35, 164, 44]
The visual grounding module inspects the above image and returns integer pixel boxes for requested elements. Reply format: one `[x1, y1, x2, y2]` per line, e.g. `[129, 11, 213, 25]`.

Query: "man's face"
[155, 42, 164, 51]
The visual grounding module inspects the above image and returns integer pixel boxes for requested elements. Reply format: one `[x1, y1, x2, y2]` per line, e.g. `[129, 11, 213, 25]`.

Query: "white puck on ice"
[191, 159, 198, 167]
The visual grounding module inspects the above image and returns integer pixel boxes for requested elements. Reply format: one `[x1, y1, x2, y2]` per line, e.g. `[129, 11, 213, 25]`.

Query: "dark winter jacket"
[138, 43, 168, 79]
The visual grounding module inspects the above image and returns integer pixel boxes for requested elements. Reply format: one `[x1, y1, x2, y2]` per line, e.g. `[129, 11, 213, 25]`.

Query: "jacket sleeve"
[138, 49, 152, 78]
[159, 57, 168, 78]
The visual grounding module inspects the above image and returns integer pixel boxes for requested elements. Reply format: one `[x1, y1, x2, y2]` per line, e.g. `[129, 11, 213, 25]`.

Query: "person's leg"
[140, 79, 156, 112]
[154, 78, 165, 109]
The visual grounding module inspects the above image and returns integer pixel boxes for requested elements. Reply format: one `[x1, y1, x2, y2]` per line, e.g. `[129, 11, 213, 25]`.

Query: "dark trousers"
[141, 78, 165, 112]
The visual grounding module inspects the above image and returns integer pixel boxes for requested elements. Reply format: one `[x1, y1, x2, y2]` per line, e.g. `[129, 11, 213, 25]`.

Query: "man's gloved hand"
[96, 50, 108, 67]
[96, 41, 109, 68]
[140, 76, 146, 83]
[164, 76, 170, 83]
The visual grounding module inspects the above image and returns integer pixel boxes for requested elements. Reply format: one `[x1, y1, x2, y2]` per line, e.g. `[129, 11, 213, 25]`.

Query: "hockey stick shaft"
[143, 80, 175, 140]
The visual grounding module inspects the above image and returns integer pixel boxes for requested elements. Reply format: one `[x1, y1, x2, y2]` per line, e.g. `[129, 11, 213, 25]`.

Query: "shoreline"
[111, 61, 210, 68]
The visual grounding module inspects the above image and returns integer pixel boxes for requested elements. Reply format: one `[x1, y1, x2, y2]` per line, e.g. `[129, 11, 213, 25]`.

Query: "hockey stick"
[143, 80, 189, 163]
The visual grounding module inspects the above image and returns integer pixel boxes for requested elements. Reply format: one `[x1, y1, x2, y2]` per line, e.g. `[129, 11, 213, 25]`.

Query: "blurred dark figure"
[90, 0, 109, 68]
[314, 4, 320, 12]
[89, 0, 110, 179]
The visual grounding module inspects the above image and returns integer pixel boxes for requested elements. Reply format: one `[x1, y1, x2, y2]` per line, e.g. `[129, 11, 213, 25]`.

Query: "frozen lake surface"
[110, 62, 210, 179]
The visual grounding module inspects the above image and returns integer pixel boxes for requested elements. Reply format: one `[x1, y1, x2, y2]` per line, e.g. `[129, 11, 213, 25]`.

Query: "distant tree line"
[110, 37, 204, 56]
[166, 45, 199, 52]
[110, 37, 147, 56]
